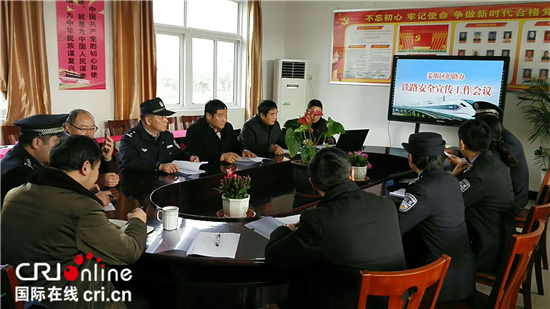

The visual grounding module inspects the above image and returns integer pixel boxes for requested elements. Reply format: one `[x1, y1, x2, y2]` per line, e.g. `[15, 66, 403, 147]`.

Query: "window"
[0, 94, 7, 120]
[153, 0, 245, 109]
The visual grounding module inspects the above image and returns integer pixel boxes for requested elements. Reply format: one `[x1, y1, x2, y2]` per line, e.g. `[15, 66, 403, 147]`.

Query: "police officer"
[451, 120, 516, 273]
[119, 97, 199, 173]
[398, 132, 475, 302]
[1, 114, 68, 204]
[474, 102, 529, 214]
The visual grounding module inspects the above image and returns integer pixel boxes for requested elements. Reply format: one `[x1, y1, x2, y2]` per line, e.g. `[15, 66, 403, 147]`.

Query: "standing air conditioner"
[273, 59, 308, 125]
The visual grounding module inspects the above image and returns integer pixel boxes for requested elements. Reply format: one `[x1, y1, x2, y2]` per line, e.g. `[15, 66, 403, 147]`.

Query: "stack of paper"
[245, 214, 300, 239]
[235, 157, 266, 166]
[173, 160, 208, 175]
[187, 232, 241, 258]
[389, 188, 407, 199]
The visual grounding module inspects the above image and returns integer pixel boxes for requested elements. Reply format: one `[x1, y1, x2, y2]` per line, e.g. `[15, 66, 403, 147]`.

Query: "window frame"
[154, 0, 247, 110]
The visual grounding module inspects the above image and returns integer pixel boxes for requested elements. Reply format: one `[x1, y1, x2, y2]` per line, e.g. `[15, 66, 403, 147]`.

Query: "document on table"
[104, 203, 116, 211]
[235, 157, 267, 166]
[187, 232, 240, 258]
[173, 160, 208, 175]
[245, 214, 301, 239]
[389, 188, 407, 199]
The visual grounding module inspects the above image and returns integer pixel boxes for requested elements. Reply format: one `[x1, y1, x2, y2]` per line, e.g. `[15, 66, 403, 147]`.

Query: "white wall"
[280, 1, 542, 191]
[262, 1, 287, 100]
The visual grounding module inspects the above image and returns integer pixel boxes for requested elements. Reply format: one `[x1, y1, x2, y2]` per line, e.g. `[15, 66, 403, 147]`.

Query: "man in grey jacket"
[240, 100, 286, 155]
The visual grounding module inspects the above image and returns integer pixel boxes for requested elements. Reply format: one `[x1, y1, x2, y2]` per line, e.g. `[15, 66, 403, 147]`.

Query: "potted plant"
[284, 110, 345, 195]
[517, 78, 550, 183]
[348, 151, 373, 181]
[216, 170, 251, 218]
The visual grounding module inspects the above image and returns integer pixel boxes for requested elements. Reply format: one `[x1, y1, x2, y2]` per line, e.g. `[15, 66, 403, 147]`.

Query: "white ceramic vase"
[222, 194, 250, 218]
[352, 166, 368, 181]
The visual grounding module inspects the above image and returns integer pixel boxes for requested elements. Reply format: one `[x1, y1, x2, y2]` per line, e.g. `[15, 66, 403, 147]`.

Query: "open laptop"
[336, 129, 369, 152]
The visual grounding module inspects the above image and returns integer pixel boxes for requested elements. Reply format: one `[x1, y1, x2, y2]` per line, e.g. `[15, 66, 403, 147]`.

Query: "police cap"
[402, 132, 446, 157]
[140, 97, 175, 117]
[473, 101, 503, 119]
[14, 114, 69, 136]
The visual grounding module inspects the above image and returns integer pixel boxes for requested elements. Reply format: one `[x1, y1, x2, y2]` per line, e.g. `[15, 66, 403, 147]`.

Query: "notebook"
[336, 129, 369, 152]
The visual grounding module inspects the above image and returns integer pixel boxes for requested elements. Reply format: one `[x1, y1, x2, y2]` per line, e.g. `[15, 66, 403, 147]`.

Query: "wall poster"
[331, 2, 550, 89]
[56, 0, 106, 90]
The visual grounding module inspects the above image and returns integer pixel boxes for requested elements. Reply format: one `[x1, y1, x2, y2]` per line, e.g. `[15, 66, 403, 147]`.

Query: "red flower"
[226, 170, 235, 178]
[298, 115, 312, 125]
[312, 110, 323, 117]
[308, 127, 313, 133]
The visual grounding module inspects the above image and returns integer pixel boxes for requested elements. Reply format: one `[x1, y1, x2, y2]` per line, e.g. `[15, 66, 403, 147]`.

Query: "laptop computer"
[336, 129, 369, 152]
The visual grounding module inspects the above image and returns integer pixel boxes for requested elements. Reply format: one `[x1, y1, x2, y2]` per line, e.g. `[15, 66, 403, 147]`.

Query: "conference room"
[1, 1, 549, 309]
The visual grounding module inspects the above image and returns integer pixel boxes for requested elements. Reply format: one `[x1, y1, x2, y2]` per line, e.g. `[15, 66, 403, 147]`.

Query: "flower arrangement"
[348, 151, 373, 168]
[216, 170, 251, 199]
[285, 110, 345, 163]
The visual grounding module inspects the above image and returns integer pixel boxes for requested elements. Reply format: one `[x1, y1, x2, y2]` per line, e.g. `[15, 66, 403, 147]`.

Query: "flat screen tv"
[387, 55, 509, 126]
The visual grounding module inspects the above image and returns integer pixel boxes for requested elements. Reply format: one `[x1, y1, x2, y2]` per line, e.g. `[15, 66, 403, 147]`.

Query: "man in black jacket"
[119, 98, 199, 173]
[266, 147, 406, 309]
[240, 100, 285, 156]
[451, 120, 515, 273]
[185, 99, 256, 163]
[398, 132, 475, 302]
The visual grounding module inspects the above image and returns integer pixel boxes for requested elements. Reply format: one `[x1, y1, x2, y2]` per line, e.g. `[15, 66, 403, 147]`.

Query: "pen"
[215, 233, 221, 247]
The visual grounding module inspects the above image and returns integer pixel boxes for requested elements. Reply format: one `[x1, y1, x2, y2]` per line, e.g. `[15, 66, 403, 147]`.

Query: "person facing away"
[450, 120, 515, 273]
[1, 114, 67, 205]
[65, 109, 120, 188]
[240, 100, 286, 156]
[265, 147, 406, 309]
[119, 97, 199, 174]
[398, 132, 475, 302]
[184, 99, 256, 163]
[1, 135, 147, 309]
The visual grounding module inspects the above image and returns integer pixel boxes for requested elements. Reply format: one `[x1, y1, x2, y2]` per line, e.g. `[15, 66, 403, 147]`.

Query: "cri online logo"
[64, 252, 104, 281]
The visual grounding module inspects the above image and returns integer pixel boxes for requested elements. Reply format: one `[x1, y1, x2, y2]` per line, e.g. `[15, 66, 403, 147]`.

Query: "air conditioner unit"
[273, 59, 308, 125]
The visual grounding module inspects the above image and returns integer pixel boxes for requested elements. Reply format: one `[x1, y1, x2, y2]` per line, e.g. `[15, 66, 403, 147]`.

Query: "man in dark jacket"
[265, 147, 406, 309]
[451, 120, 516, 273]
[185, 99, 256, 163]
[398, 132, 475, 302]
[283, 99, 336, 145]
[240, 100, 285, 156]
[119, 97, 199, 173]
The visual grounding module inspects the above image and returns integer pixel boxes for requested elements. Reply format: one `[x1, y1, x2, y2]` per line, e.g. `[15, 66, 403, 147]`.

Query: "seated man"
[65, 109, 120, 188]
[284, 99, 335, 144]
[451, 120, 515, 273]
[1, 135, 147, 308]
[240, 100, 285, 156]
[185, 99, 256, 163]
[120, 97, 199, 173]
[1, 114, 67, 204]
[399, 132, 475, 302]
[265, 147, 406, 308]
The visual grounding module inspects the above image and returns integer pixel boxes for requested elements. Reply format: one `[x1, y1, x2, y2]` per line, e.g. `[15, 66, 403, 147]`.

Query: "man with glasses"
[65, 109, 120, 188]
[120, 98, 199, 173]
[1, 114, 68, 205]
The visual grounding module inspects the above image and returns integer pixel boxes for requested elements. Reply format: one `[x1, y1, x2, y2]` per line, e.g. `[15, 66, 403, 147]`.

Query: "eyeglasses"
[69, 123, 98, 133]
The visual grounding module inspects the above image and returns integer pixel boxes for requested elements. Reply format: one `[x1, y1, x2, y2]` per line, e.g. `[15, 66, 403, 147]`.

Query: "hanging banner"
[56, 0, 106, 90]
[331, 2, 550, 89]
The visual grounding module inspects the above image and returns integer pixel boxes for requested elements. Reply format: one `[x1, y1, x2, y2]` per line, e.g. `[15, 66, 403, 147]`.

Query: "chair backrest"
[488, 219, 545, 309]
[357, 255, 451, 309]
[167, 117, 179, 131]
[536, 169, 550, 204]
[107, 119, 138, 136]
[522, 203, 550, 234]
[1, 126, 20, 146]
[1, 264, 25, 309]
[180, 115, 201, 129]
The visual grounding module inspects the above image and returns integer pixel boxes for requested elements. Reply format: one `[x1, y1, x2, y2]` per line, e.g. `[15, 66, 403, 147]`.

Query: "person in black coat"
[283, 99, 336, 145]
[451, 120, 516, 273]
[119, 98, 198, 174]
[185, 99, 256, 163]
[265, 147, 406, 309]
[398, 132, 475, 302]
[240, 100, 285, 156]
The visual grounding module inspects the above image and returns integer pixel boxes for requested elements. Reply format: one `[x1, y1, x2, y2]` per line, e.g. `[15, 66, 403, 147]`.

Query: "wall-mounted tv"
[387, 55, 509, 127]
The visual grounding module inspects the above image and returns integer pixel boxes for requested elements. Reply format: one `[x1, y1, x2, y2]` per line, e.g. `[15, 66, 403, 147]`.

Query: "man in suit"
[185, 99, 256, 163]
[120, 97, 199, 173]
[1, 114, 67, 205]
[266, 147, 406, 308]
[451, 120, 516, 273]
[240, 100, 285, 156]
[398, 132, 475, 302]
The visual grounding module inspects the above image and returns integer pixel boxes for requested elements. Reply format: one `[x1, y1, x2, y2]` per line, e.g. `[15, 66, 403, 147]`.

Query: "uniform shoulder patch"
[459, 179, 471, 192]
[399, 193, 418, 212]
[125, 131, 135, 138]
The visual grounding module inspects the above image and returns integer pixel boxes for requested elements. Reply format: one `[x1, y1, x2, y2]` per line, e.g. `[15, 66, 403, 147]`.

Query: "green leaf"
[285, 128, 301, 158]
[283, 118, 301, 130]
[324, 117, 346, 137]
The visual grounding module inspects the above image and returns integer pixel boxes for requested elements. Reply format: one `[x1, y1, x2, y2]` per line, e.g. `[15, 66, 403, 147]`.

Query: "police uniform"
[473, 102, 529, 214]
[119, 98, 195, 173]
[1, 114, 68, 204]
[457, 150, 516, 273]
[399, 132, 475, 302]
